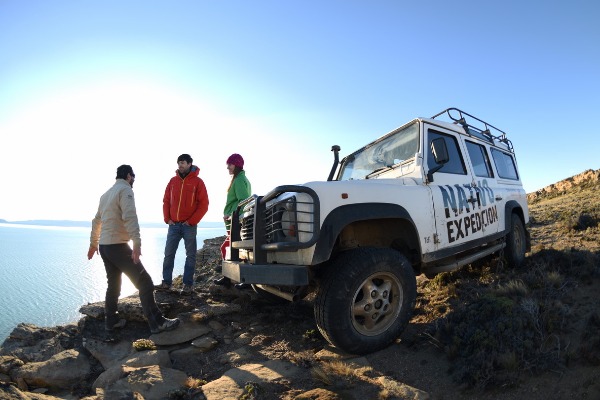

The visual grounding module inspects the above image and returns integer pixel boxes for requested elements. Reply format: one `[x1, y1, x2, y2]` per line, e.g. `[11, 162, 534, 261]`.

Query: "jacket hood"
[176, 165, 200, 178]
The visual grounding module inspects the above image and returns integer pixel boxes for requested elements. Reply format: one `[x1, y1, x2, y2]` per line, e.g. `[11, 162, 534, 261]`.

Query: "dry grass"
[413, 176, 600, 390]
[311, 359, 375, 394]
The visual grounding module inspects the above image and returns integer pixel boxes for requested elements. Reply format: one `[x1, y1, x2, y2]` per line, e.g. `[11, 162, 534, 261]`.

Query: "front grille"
[240, 212, 254, 240]
[238, 195, 315, 244]
[264, 197, 299, 244]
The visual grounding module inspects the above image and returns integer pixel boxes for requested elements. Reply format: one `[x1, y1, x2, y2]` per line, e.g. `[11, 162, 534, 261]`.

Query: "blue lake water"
[0, 223, 225, 343]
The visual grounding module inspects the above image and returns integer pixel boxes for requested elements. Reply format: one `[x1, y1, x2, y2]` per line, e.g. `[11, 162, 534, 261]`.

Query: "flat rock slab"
[150, 320, 211, 346]
[201, 359, 304, 400]
[105, 365, 188, 400]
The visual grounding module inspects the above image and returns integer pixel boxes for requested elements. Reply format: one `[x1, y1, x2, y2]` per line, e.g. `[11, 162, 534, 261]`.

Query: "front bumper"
[222, 260, 309, 286]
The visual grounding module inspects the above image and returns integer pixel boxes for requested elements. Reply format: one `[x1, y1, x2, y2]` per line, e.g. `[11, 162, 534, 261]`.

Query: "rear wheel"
[314, 247, 417, 355]
[505, 213, 526, 267]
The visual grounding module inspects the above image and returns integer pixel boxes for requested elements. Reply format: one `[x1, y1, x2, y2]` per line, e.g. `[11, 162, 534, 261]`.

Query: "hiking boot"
[151, 317, 180, 334]
[106, 318, 127, 332]
[180, 284, 193, 295]
[154, 281, 171, 291]
[213, 276, 231, 287]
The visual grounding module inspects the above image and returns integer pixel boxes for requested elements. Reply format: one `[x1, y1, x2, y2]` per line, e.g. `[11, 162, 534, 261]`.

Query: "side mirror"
[427, 137, 449, 182]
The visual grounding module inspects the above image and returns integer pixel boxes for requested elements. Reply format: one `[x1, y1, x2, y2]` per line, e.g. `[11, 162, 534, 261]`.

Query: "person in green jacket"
[215, 153, 251, 288]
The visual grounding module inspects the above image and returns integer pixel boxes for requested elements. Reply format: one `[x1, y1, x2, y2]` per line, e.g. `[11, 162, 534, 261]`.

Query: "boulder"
[201, 360, 304, 400]
[79, 294, 147, 322]
[105, 365, 188, 399]
[13, 349, 90, 389]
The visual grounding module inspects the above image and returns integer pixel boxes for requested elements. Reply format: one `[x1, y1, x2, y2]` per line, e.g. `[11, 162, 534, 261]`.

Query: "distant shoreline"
[0, 220, 224, 229]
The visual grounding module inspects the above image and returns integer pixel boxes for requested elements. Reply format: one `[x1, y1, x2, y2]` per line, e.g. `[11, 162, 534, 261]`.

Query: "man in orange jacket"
[155, 154, 209, 295]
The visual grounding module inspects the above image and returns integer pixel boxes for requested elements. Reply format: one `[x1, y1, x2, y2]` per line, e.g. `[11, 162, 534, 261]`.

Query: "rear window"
[491, 148, 519, 180]
[466, 141, 494, 178]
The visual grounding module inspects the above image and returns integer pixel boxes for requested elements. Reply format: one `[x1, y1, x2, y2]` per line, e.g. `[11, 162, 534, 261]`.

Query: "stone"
[219, 346, 256, 364]
[294, 388, 345, 400]
[150, 320, 211, 346]
[233, 332, 253, 345]
[122, 349, 171, 368]
[170, 346, 211, 358]
[82, 337, 133, 370]
[79, 294, 147, 322]
[314, 345, 358, 361]
[0, 355, 24, 374]
[13, 349, 90, 389]
[191, 336, 219, 351]
[0, 326, 65, 363]
[208, 320, 225, 330]
[201, 360, 305, 400]
[376, 376, 430, 400]
[106, 365, 188, 400]
[92, 365, 127, 390]
[192, 302, 242, 319]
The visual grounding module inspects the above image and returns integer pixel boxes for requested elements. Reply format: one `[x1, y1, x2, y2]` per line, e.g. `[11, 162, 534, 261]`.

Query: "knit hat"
[177, 154, 193, 164]
[226, 153, 244, 168]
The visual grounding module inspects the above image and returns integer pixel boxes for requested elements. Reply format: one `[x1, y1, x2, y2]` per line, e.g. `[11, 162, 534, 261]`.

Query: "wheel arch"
[504, 200, 531, 252]
[311, 203, 422, 265]
[504, 200, 525, 229]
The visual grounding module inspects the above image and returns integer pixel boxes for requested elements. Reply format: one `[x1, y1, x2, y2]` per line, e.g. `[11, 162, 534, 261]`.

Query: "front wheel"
[505, 213, 526, 267]
[314, 248, 417, 355]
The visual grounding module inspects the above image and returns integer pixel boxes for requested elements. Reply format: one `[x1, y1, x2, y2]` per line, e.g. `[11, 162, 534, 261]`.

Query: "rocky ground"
[1, 170, 599, 399]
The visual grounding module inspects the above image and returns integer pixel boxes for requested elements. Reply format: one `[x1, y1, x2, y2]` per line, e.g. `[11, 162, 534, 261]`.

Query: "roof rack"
[431, 108, 513, 151]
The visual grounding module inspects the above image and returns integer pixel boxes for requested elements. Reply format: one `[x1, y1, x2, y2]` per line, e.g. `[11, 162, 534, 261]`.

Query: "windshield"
[338, 121, 420, 180]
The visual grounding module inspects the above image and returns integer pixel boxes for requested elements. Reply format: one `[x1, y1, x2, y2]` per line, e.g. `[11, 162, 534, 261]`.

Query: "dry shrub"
[580, 311, 600, 365]
[495, 280, 529, 297]
[312, 360, 373, 387]
[527, 249, 599, 281]
[574, 213, 598, 230]
[184, 376, 206, 389]
[434, 272, 570, 391]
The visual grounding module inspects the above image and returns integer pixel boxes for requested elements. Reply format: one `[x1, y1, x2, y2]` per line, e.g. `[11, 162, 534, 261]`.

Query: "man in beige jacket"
[88, 164, 179, 336]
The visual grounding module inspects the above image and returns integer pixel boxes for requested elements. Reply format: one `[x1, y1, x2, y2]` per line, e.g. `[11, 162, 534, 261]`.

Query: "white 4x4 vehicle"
[223, 108, 530, 354]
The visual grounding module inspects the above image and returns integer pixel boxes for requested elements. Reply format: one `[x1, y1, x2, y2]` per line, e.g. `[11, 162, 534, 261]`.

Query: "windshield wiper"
[365, 165, 392, 179]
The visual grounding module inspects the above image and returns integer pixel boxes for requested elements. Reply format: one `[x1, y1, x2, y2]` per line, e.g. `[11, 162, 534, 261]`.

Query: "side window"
[427, 130, 466, 175]
[491, 148, 519, 180]
[466, 141, 494, 178]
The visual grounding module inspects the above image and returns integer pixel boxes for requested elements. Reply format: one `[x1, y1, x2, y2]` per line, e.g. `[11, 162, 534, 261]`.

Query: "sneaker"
[154, 281, 171, 291]
[106, 318, 127, 332]
[180, 284, 193, 295]
[151, 317, 180, 334]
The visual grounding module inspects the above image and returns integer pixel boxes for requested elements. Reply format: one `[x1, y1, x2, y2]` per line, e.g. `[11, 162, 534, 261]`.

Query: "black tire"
[505, 213, 526, 267]
[314, 247, 417, 355]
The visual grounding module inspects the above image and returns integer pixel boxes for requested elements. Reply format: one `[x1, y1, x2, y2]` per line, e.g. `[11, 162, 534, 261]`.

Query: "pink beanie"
[226, 153, 244, 168]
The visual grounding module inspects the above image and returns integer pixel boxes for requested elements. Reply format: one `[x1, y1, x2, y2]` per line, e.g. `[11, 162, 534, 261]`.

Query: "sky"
[1, 0, 599, 224]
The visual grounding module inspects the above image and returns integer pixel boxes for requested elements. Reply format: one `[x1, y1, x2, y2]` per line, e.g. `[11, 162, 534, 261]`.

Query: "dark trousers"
[162, 223, 197, 286]
[99, 244, 165, 332]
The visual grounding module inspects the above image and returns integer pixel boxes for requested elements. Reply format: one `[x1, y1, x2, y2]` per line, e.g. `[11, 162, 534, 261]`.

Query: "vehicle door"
[487, 146, 524, 233]
[423, 124, 490, 249]
[462, 139, 503, 236]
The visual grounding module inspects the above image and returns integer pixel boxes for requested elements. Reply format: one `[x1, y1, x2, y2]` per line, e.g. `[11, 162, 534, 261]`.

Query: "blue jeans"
[99, 244, 167, 333]
[162, 223, 197, 286]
